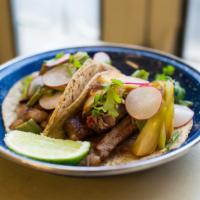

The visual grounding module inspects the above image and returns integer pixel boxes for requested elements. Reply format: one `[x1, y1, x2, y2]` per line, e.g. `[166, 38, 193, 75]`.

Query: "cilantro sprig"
[69, 52, 89, 69]
[63, 52, 89, 76]
[55, 52, 65, 59]
[91, 79, 123, 118]
[155, 65, 174, 81]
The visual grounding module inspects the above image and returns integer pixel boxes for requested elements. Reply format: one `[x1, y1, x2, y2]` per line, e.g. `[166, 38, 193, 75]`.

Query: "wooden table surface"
[0, 144, 199, 200]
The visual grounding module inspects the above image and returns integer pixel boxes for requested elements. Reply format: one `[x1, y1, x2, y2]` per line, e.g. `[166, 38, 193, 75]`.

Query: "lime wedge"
[4, 131, 90, 164]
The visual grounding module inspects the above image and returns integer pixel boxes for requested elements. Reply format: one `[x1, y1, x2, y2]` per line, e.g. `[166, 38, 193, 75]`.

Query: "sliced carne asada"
[86, 116, 137, 166]
[25, 107, 48, 123]
[64, 115, 92, 140]
[16, 103, 28, 119]
[86, 104, 127, 134]
[10, 103, 49, 130]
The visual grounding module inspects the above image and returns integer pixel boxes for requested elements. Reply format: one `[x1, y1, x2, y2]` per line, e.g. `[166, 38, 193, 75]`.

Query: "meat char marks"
[86, 116, 137, 166]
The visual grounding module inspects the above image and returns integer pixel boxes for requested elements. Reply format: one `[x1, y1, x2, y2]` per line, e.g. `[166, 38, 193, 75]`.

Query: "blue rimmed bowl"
[0, 44, 200, 176]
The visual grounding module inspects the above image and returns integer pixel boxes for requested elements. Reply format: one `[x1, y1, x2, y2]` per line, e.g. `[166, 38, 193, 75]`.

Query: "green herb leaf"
[155, 74, 172, 81]
[90, 94, 105, 117]
[165, 131, 179, 151]
[103, 88, 119, 117]
[94, 93, 102, 104]
[163, 65, 175, 76]
[155, 65, 175, 81]
[73, 60, 81, 69]
[111, 79, 123, 86]
[132, 69, 149, 80]
[55, 52, 65, 59]
[90, 79, 123, 118]
[70, 52, 89, 69]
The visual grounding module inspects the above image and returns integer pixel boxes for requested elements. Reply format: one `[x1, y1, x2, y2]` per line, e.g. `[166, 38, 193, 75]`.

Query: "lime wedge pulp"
[4, 131, 90, 164]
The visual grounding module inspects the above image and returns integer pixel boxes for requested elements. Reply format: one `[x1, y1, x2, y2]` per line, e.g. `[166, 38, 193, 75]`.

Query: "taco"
[2, 51, 116, 138]
[43, 68, 194, 166]
[2, 51, 194, 166]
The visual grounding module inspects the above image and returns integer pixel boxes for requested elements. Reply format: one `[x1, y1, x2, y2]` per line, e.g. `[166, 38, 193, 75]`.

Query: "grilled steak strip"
[86, 104, 127, 134]
[64, 115, 92, 140]
[86, 116, 137, 166]
[10, 103, 48, 129]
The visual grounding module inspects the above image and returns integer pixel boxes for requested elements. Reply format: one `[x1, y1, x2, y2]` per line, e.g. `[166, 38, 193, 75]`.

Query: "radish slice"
[42, 65, 71, 88]
[39, 92, 62, 110]
[28, 76, 43, 97]
[45, 54, 70, 68]
[93, 52, 111, 64]
[125, 86, 162, 120]
[174, 104, 194, 128]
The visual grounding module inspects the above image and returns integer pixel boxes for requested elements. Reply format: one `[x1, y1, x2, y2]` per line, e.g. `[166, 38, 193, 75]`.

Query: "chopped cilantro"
[155, 73, 172, 81]
[73, 59, 81, 69]
[163, 65, 175, 76]
[55, 52, 65, 59]
[132, 69, 149, 80]
[165, 131, 179, 151]
[155, 65, 175, 81]
[91, 94, 105, 117]
[69, 52, 89, 69]
[111, 79, 123, 86]
[90, 79, 124, 118]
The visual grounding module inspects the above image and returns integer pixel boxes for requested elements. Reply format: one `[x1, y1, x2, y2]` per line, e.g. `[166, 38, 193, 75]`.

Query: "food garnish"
[4, 131, 90, 164]
[4, 52, 194, 166]
[132, 69, 149, 80]
[90, 79, 123, 118]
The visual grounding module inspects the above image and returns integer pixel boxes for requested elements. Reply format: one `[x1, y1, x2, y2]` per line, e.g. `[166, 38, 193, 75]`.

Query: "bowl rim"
[0, 43, 200, 177]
